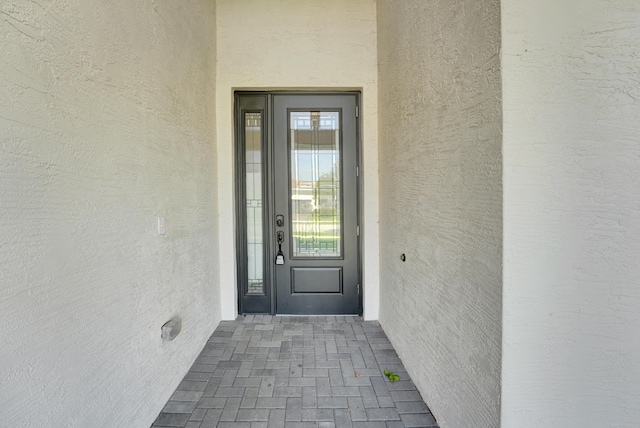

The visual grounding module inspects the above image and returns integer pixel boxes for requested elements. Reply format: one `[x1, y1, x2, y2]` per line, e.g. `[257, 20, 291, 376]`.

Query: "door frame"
[234, 91, 363, 315]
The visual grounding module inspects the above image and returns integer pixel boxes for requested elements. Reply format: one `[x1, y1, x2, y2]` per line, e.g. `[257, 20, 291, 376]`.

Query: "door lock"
[275, 231, 285, 265]
[276, 214, 284, 228]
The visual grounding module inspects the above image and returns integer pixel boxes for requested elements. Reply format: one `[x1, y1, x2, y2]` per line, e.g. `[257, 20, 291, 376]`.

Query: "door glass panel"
[290, 111, 341, 258]
[245, 112, 264, 294]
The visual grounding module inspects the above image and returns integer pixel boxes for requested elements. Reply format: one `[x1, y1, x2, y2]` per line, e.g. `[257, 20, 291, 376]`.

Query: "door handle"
[276, 231, 285, 265]
[276, 214, 284, 228]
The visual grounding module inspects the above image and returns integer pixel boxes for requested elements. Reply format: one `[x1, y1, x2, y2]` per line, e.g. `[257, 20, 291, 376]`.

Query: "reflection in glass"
[290, 111, 341, 258]
[245, 113, 264, 294]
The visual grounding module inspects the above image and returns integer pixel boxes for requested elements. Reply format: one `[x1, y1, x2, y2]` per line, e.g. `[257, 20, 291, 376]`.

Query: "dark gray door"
[272, 94, 359, 314]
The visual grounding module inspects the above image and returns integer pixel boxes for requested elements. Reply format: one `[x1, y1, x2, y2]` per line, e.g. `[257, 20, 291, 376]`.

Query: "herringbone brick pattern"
[152, 316, 438, 428]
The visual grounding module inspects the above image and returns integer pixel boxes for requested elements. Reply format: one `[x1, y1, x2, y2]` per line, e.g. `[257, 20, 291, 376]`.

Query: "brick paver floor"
[151, 315, 438, 428]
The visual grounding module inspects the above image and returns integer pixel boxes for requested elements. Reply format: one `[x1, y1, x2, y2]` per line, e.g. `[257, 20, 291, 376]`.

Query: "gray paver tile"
[302, 386, 317, 408]
[178, 380, 208, 392]
[266, 361, 291, 369]
[342, 376, 372, 387]
[386, 380, 417, 391]
[316, 377, 331, 397]
[376, 395, 395, 408]
[162, 400, 197, 414]
[303, 368, 328, 377]
[330, 387, 360, 397]
[221, 397, 242, 421]
[274, 386, 302, 397]
[275, 377, 290, 387]
[365, 407, 400, 421]
[370, 377, 390, 397]
[390, 390, 422, 402]
[235, 377, 263, 388]
[359, 386, 379, 408]
[170, 390, 204, 402]
[346, 397, 366, 422]
[317, 397, 347, 409]
[238, 361, 253, 378]
[327, 353, 351, 361]
[256, 397, 287, 408]
[153, 412, 191, 427]
[375, 355, 402, 364]
[259, 377, 276, 397]
[216, 387, 246, 398]
[189, 407, 207, 422]
[289, 377, 316, 387]
[268, 409, 286, 428]
[351, 368, 381, 377]
[328, 369, 344, 387]
[185, 371, 214, 382]
[236, 408, 270, 422]
[197, 356, 222, 365]
[201, 348, 224, 357]
[401, 412, 438, 427]
[241, 387, 260, 408]
[338, 360, 354, 375]
[301, 408, 334, 421]
[361, 351, 378, 369]
[334, 408, 352, 428]
[199, 409, 222, 427]
[314, 360, 340, 369]
[191, 363, 217, 373]
[285, 397, 302, 422]
[222, 369, 240, 386]
[197, 396, 226, 409]
[201, 377, 222, 398]
[350, 352, 366, 369]
[395, 401, 430, 414]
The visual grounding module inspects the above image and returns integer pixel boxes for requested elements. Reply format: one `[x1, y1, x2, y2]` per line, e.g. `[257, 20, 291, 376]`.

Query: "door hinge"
[356, 166, 359, 177]
[355, 106, 359, 118]
[357, 284, 360, 295]
[356, 225, 360, 236]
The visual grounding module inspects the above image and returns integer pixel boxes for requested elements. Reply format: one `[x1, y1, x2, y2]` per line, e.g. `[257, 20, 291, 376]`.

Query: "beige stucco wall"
[216, 0, 379, 319]
[0, 1, 219, 426]
[377, 1, 503, 427]
[502, 1, 640, 426]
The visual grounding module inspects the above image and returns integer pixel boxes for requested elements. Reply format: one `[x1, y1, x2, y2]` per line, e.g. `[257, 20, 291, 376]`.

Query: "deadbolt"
[276, 214, 284, 227]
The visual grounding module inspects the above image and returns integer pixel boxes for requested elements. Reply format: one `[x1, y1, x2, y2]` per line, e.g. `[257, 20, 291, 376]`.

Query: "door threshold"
[275, 314, 359, 317]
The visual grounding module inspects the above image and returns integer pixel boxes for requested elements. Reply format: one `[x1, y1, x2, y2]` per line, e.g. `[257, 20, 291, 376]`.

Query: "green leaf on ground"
[383, 369, 400, 383]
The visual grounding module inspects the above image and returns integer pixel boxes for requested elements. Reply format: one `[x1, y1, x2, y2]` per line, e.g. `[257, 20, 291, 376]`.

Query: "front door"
[236, 93, 360, 315]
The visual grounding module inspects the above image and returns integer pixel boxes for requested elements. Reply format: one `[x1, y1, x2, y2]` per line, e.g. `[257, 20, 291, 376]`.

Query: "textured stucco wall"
[502, 1, 640, 426]
[0, 1, 219, 427]
[216, 0, 379, 319]
[377, 1, 502, 427]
